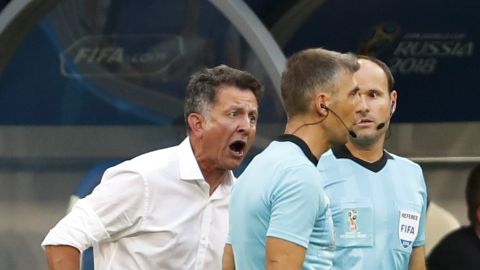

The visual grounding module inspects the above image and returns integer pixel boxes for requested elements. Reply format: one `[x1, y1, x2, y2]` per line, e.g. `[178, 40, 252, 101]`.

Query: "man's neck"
[345, 140, 385, 163]
[285, 119, 330, 159]
[200, 165, 228, 196]
[190, 138, 228, 196]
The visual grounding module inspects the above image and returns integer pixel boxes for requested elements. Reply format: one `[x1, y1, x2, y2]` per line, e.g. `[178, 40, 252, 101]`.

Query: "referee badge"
[398, 210, 420, 248]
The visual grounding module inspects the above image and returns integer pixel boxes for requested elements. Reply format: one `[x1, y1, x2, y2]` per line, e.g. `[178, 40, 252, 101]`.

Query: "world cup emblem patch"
[338, 207, 371, 243]
[347, 209, 358, 232]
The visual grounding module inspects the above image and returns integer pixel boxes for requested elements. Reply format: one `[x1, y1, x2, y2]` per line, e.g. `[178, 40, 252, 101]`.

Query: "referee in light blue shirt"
[225, 48, 361, 270]
[318, 55, 427, 270]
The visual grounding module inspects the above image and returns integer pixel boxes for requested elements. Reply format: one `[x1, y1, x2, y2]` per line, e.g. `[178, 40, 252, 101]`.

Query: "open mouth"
[229, 140, 246, 156]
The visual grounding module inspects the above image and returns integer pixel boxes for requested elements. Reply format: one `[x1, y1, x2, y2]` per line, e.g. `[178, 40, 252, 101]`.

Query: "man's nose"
[356, 95, 370, 113]
[237, 115, 253, 134]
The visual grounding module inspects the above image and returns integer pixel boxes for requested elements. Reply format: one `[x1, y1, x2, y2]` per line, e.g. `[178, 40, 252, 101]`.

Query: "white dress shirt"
[42, 138, 234, 270]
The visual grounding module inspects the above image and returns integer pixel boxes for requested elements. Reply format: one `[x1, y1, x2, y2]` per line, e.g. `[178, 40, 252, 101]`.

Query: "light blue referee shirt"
[229, 135, 335, 270]
[317, 145, 427, 270]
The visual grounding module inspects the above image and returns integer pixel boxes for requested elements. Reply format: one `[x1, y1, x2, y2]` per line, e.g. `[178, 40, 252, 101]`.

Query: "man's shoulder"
[135, 143, 180, 161]
[243, 142, 320, 187]
[112, 142, 182, 176]
[137, 144, 179, 161]
[255, 140, 317, 168]
[319, 148, 335, 160]
[387, 152, 422, 171]
[317, 149, 346, 177]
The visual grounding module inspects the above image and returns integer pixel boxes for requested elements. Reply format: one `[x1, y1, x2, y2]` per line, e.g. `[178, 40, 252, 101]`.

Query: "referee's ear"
[316, 94, 330, 118]
[390, 90, 398, 114]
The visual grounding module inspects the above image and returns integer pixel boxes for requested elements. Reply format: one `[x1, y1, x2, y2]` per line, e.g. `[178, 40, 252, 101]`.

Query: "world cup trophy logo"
[358, 21, 400, 57]
[347, 209, 358, 232]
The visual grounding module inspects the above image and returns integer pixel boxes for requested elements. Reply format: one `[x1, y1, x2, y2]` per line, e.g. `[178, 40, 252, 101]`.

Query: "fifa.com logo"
[60, 35, 186, 77]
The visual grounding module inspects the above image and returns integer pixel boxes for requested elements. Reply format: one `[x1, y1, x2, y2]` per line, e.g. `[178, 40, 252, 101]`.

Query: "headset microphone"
[376, 123, 386, 130]
[320, 104, 357, 138]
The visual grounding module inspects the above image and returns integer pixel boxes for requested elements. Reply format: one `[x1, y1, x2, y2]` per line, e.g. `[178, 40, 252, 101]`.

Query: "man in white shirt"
[42, 65, 262, 270]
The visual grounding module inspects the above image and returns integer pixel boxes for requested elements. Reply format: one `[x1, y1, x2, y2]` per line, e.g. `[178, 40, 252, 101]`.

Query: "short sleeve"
[267, 164, 324, 248]
[413, 168, 428, 247]
[226, 230, 231, 245]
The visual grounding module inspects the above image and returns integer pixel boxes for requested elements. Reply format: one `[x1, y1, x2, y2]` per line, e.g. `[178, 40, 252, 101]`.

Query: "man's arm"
[409, 246, 426, 270]
[265, 166, 323, 269]
[45, 245, 80, 270]
[222, 244, 235, 270]
[266, 237, 306, 270]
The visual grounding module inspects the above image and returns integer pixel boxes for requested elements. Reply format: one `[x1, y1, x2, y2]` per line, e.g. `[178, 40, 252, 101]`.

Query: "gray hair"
[184, 65, 263, 131]
[281, 48, 359, 118]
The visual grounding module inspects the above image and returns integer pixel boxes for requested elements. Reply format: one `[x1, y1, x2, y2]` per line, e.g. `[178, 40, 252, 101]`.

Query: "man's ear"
[390, 90, 398, 114]
[187, 113, 204, 134]
[315, 93, 329, 117]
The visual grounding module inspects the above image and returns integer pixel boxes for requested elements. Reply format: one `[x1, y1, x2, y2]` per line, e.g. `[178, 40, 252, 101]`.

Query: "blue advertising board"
[282, 0, 480, 122]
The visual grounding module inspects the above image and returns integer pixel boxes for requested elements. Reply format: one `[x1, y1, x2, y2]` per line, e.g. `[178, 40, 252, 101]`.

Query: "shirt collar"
[178, 137, 234, 188]
[275, 134, 318, 165]
[331, 144, 393, 173]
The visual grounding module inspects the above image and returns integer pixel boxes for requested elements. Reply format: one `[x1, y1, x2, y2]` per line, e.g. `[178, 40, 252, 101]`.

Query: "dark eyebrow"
[368, 88, 385, 94]
[350, 86, 360, 94]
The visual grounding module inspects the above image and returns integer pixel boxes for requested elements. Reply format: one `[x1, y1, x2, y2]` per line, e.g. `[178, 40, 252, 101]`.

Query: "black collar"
[275, 134, 318, 165]
[331, 144, 393, 173]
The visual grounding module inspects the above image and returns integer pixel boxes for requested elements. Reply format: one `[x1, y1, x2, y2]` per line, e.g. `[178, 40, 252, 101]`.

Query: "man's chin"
[350, 133, 381, 145]
[222, 159, 244, 171]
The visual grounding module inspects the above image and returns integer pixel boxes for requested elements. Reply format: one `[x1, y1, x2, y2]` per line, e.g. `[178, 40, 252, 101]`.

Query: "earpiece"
[321, 104, 357, 138]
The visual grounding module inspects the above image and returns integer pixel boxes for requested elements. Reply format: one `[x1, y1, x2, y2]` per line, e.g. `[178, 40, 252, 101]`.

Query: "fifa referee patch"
[398, 210, 420, 248]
